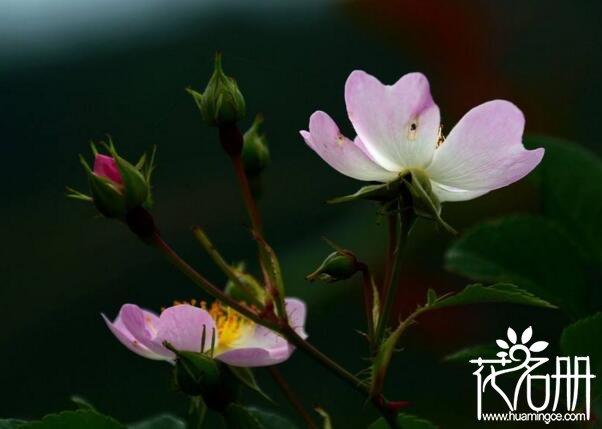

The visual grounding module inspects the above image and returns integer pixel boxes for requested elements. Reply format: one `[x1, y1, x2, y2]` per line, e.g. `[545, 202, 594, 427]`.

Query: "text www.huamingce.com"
[481, 412, 587, 424]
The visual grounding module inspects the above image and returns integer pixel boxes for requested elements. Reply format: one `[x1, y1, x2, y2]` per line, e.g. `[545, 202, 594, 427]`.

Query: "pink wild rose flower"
[300, 71, 544, 202]
[103, 298, 307, 367]
[93, 154, 123, 185]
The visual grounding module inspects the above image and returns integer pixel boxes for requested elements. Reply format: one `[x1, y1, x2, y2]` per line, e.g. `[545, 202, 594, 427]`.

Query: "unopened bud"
[69, 142, 155, 219]
[306, 250, 359, 283]
[187, 52, 246, 127]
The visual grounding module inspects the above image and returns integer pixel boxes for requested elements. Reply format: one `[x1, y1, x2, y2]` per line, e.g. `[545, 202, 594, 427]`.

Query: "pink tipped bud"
[93, 154, 122, 185]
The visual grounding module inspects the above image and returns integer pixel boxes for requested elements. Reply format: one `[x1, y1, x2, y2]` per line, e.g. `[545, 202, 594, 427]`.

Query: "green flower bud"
[68, 142, 156, 220]
[241, 115, 270, 176]
[306, 250, 359, 283]
[188, 52, 246, 127]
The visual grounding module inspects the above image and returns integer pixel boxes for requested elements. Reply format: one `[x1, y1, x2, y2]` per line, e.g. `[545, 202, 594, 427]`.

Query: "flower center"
[208, 301, 253, 351]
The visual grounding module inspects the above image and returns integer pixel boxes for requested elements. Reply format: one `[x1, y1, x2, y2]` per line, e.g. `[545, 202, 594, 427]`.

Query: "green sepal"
[328, 170, 456, 234]
[226, 366, 272, 403]
[242, 115, 270, 176]
[166, 343, 221, 397]
[328, 177, 406, 204]
[402, 170, 456, 234]
[224, 262, 267, 306]
[106, 143, 149, 210]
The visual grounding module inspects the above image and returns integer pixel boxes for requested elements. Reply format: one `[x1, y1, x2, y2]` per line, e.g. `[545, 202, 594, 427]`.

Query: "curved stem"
[267, 367, 318, 429]
[154, 232, 400, 428]
[375, 208, 415, 344]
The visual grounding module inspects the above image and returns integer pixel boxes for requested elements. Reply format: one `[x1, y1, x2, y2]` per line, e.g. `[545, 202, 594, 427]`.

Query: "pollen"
[209, 301, 253, 350]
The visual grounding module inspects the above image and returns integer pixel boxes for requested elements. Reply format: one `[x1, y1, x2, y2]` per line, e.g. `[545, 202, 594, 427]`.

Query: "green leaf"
[560, 312, 602, 397]
[430, 283, 555, 310]
[526, 136, 602, 263]
[368, 413, 438, 429]
[445, 215, 588, 317]
[128, 415, 185, 429]
[443, 344, 498, 363]
[223, 404, 265, 429]
[20, 410, 125, 429]
[0, 419, 27, 428]
[227, 366, 272, 402]
[248, 408, 297, 429]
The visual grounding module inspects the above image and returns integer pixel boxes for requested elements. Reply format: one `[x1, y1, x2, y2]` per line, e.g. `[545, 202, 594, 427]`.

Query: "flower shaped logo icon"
[495, 327, 549, 360]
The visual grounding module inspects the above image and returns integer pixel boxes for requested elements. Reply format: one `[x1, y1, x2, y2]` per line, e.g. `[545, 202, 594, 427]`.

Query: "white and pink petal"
[215, 298, 307, 367]
[102, 305, 169, 361]
[345, 70, 440, 171]
[301, 111, 397, 182]
[426, 100, 544, 200]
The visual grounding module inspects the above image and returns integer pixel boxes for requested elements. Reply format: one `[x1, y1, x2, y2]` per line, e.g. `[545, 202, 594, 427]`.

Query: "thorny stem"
[153, 232, 401, 428]
[375, 207, 416, 344]
[372, 306, 429, 398]
[358, 263, 375, 347]
[267, 367, 318, 429]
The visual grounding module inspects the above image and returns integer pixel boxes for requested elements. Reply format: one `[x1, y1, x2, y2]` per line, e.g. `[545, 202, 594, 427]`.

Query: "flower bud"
[187, 52, 246, 127]
[241, 115, 270, 176]
[69, 142, 155, 220]
[306, 250, 359, 283]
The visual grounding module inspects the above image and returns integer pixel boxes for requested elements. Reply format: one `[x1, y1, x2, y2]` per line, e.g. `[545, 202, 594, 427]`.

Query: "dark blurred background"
[1, 0, 600, 427]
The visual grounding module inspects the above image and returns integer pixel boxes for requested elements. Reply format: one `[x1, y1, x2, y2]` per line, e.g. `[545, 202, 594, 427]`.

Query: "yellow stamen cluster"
[209, 301, 252, 350]
[164, 299, 253, 351]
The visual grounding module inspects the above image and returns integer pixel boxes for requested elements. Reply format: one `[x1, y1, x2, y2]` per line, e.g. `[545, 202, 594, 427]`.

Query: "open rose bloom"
[300, 71, 544, 202]
[103, 298, 307, 367]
